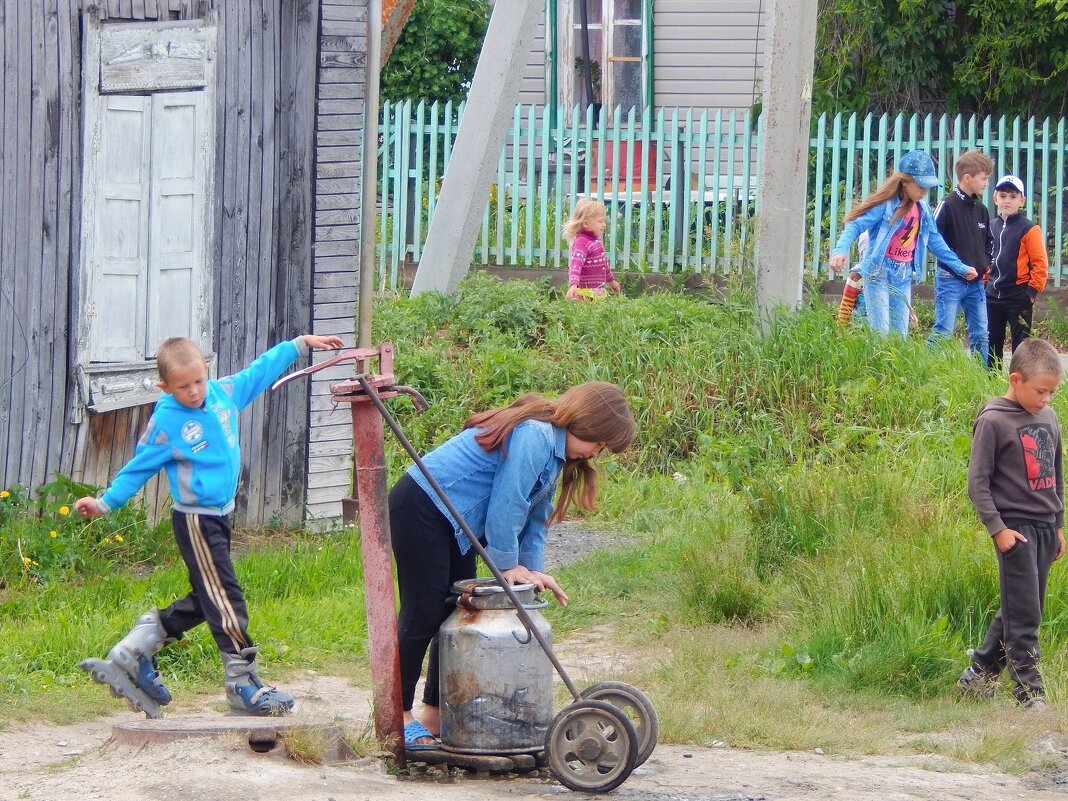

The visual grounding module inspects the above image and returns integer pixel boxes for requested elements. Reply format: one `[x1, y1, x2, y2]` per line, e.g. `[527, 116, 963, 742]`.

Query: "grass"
[4, 274, 1068, 771]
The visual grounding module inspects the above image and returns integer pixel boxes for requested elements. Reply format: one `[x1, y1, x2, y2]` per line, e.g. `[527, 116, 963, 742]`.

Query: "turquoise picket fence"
[377, 102, 1068, 287]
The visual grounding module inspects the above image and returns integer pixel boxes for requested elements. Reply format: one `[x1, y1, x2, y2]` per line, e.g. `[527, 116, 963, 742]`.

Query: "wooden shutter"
[88, 95, 152, 362]
[148, 91, 206, 346]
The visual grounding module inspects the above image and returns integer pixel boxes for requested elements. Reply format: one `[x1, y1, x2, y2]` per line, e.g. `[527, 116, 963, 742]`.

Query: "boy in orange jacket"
[986, 175, 1049, 370]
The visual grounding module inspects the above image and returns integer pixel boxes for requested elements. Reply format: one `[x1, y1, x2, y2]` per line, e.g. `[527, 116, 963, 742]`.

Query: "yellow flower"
[59, 506, 70, 516]
[49, 530, 57, 538]
[114, 534, 124, 542]
[22, 556, 31, 566]
[0, 490, 9, 498]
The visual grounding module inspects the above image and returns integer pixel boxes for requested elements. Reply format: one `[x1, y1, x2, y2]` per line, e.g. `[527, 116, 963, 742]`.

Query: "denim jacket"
[832, 198, 969, 279]
[407, 419, 566, 572]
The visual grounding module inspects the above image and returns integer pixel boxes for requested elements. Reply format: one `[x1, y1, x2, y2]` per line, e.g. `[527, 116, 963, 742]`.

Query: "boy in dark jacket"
[927, 150, 993, 362]
[987, 175, 1049, 371]
[961, 337, 1064, 707]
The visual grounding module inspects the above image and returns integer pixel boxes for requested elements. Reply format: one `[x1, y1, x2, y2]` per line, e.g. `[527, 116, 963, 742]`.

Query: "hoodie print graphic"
[1019, 424, 1058, 491]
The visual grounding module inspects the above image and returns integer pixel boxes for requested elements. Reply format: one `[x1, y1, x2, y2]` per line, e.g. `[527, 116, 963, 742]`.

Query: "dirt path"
[5, 527, 1068, 800]
[4, 668, 1068, 801]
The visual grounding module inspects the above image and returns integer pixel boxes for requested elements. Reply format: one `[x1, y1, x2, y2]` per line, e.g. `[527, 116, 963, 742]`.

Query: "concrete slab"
[111, 715, 357, 762]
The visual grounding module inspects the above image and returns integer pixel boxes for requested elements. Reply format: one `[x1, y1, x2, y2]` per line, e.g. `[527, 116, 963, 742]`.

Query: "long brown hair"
[463, 382, 636, 522]
[845, 171, 916, 224]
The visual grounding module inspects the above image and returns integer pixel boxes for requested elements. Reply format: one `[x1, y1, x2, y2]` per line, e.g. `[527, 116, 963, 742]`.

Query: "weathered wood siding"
[306, 0, 365, 523]
[653, 0, 765, 111]
[0, 0, 358, 526]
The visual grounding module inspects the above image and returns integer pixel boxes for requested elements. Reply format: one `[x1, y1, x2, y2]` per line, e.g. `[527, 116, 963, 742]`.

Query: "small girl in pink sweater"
[563, 197, 621, 301]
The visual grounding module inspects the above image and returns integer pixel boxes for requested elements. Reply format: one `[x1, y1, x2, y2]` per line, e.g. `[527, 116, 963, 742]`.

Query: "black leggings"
[389, 473, 476, 710]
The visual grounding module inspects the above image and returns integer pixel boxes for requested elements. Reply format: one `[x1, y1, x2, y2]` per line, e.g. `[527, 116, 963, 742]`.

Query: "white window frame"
[556, 0, 652, 113]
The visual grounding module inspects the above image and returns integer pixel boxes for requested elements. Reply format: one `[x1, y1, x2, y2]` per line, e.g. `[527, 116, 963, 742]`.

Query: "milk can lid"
[452, 577, 536, 596]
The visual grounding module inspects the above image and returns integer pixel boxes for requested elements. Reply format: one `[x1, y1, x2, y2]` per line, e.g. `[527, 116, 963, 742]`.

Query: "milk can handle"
[512, 596, 549, 642]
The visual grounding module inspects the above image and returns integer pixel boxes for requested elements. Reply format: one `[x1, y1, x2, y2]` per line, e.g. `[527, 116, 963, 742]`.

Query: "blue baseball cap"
[897, 150, 941, 189]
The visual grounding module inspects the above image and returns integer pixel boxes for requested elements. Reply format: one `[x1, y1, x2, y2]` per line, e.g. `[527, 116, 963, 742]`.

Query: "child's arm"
[828, 206, 881, 272]
[926, 223, 976, 280]
[566, 237, 589, 299]
[967, 416, 1007, 537]
[75, 421, 174, 517]
[1023, 225, 1049, 296]
[223, 334, 344, 410]
[968, 416, 1026, 552]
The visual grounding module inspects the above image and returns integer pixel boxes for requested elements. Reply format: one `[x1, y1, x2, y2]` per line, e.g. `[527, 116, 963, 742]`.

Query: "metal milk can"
[439, 578, 553, 754]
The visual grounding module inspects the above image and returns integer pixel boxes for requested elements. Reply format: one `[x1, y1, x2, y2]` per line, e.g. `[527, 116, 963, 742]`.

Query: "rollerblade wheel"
[580, 681, 659, 766]
[545, 699, 638, 793]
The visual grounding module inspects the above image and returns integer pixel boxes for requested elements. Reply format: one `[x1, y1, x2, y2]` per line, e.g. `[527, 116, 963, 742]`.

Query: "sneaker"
[957, 665, 997, 698]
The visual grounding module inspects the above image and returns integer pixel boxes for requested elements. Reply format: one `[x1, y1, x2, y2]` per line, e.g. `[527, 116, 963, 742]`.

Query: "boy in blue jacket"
[75, 333, 342, 717]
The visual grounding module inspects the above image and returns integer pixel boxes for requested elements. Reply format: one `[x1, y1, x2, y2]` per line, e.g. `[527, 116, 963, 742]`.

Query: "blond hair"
[563, 197, 607, 241]
[1009, 338, 1063, 381]
[156, 337, 205, 381]
[845, 171, 917, 224]
[464, 382, 636, 522]
[954, 150, 994, 182]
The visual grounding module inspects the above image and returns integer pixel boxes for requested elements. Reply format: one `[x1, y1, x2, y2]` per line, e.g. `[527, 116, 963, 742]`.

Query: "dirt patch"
[5, 660, 1068, 801]
[4, 526, 1068, 800]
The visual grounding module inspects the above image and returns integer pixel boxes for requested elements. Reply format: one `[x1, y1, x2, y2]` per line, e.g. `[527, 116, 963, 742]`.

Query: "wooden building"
[0, 0, 390, 525]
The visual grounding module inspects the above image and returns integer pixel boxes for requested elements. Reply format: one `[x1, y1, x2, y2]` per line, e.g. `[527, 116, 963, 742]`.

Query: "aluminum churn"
[438, 578, 553, 754]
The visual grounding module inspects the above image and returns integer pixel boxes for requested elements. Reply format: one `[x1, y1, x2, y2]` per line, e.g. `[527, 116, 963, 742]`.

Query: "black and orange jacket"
[987, 212, 1049, 301]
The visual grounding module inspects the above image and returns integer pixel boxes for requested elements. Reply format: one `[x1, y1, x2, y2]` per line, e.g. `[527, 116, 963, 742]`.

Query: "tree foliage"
[381, 0, 491, 103]
[815, 0, 1068, 118]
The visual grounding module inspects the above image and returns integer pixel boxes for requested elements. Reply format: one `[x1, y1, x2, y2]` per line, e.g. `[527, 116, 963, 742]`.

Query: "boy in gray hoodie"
[962, 337, 1065, 706]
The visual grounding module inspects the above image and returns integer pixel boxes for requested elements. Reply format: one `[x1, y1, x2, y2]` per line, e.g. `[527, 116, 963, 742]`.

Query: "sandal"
[404, 719, 439, 751]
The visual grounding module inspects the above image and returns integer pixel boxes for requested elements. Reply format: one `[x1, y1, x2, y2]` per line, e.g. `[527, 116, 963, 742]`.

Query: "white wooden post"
[410, 0, 541, 296]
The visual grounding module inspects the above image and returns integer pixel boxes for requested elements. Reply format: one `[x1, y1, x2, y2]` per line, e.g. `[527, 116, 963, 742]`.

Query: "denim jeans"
[863, 257, 913, 336]
[927, 272, 989, 362]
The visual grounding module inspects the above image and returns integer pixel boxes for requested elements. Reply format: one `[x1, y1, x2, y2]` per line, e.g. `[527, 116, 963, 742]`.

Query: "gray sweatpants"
[971, 518, 1060, 702]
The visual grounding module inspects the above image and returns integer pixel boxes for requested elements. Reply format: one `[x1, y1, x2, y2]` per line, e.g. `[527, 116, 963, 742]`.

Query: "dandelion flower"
[49, 530, 57, 538]
[22, 556, 31, 566]
[59, 505, 70, 516]
[114, 534, 124, 542]
[0, 490, 9, 498]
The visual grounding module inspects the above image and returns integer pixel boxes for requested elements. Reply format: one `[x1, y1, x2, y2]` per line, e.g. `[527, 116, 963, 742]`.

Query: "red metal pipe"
[350, 396, 406, 768]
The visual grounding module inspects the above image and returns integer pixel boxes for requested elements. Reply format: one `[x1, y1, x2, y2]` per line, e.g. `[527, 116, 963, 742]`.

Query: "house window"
[555, 0, 652, 113]
[78, 17, 216, 413]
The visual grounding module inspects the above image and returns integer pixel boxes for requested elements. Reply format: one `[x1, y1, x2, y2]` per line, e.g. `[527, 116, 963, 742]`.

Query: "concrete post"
[754, 0, 818, 323]
[410, 0, 540, 296]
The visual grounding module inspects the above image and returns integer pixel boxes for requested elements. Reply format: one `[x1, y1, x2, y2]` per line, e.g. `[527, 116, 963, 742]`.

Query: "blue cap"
[897, 150, 941, 189]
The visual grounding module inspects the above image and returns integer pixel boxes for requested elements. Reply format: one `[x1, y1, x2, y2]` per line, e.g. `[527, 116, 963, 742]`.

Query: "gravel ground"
[542, 520, 635, 570]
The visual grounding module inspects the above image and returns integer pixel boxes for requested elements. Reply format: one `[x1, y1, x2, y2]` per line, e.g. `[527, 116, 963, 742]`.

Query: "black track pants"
[159, 511, 253, 655]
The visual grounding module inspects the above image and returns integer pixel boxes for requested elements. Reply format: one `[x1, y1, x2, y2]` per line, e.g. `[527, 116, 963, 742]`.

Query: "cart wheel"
[545, 699, 639, 793]
[580, 681, 659, 766]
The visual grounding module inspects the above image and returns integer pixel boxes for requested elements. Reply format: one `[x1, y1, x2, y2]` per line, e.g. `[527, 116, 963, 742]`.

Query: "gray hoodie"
[968, 396, 1064, 535]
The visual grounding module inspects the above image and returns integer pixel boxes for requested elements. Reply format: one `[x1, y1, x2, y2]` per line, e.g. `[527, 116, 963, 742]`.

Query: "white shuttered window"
[78, 16, 216, 414]
[89, 92, 208, 363]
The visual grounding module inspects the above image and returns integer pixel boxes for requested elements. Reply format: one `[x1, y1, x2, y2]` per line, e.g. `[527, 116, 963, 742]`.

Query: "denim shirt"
[832, 198, 969, 279]
[407, 419, 566, 572]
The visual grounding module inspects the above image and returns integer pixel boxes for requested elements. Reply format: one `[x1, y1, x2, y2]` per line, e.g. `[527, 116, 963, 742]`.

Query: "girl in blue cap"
[829, 150, 976, 336]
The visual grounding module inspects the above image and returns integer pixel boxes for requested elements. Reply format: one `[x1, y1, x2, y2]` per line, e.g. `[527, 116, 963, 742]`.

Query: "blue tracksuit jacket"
[98, 337, 309, 515]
